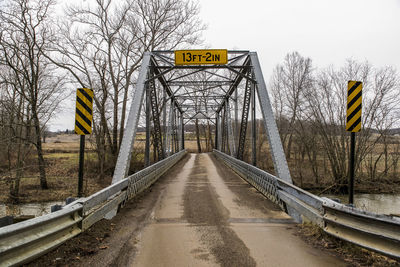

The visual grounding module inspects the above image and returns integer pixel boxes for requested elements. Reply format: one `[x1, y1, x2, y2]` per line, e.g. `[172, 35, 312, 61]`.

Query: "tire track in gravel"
[183, 154, 257, 267]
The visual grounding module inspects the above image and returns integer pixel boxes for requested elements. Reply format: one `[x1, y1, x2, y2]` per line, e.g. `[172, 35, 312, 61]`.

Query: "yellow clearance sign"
[175, 49, 228, 65]
[346, 81, 362, 132]
[75, 88, 93, 135]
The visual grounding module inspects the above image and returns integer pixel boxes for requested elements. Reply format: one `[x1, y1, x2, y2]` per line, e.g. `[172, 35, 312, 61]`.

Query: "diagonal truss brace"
[148, 72, 165, 160]
[112, 53, 151, 184]
[165, 101, 173, 156]
[221, 104, 227, 153]
[237, 71, 253, 160]
[226, 99, 236, 156]
[250, 52, 292, 184]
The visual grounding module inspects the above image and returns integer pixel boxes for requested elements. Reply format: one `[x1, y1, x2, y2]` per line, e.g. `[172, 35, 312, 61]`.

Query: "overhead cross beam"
[112, 50, 294, 192]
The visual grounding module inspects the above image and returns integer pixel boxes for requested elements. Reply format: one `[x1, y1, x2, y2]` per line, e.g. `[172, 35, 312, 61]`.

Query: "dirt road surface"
[28, 153, 345, 266]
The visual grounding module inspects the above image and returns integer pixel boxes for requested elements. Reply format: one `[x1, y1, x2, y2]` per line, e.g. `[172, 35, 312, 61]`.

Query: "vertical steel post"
[148, 72, 164, 161]
[215, 113, 219, 149]
[145, 83, 151, 167]
[349, 132, 355, 204]
[235, 87, 238, 150]
[174, 104, 178, 153]
[162, 88, 167, 155]
[170, 100, 173, 154]
[218, 112, 222, 151]
[165, 100, 172, 156]
[181, 111, 185, 150]
[177, 110, 181, 151]
[227, 99, 236, 156]
[170, 103, 173, 154]
[237, 73, 252, 160]
[251, 80, 257, 166]
[221, 104, 227, 153]
[171, 100, 176, 154]
[175, 105, 180, 152]
[77, 135, 85, 197]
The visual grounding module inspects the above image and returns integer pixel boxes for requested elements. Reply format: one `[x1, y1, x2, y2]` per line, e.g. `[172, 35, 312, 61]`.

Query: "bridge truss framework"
[112, 50, 292, 187]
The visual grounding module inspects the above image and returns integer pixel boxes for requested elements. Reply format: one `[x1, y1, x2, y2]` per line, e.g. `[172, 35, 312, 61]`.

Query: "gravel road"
[27, 153, 345, 267]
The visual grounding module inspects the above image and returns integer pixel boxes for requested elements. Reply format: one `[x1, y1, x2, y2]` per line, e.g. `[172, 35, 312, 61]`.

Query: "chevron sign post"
[346, 81, 362, 204]
[74, 88, 94, 197]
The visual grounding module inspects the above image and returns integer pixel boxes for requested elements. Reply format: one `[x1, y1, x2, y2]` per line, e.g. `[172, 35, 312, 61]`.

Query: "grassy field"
[0, 131, 212, 204]
[0, 135, 104, 203]
[0, 134, 146, 203]
[238, 134, 400, 195]
[1, 131, 399, 204]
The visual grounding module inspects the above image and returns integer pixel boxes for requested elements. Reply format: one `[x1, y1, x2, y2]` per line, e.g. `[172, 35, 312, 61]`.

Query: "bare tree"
[362, 67, 400, 180]
[305, 60, 399, 191]
[0, 0, 65, 190]
[48, 0, 204, 175]
[0, 79, 32, 200]
[270, 52, 313, 159]
[270, 53, 400, 191]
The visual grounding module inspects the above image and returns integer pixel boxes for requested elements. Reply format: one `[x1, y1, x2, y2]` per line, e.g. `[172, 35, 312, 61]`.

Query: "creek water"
[0, 201, 64, 217]
[324, 194, 400, 215]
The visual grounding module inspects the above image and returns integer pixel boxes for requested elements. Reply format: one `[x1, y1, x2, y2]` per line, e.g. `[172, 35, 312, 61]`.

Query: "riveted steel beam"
[237, 71, 253, 160]
[249, 52, 292, 184]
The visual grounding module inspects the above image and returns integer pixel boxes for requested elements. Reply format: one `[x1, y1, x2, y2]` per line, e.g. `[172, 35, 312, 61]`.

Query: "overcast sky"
[199, 0, 400, 76]
[49, 0, 400, 131]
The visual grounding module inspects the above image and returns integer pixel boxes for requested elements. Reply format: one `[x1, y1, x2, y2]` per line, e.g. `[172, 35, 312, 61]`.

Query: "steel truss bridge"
[113, 51, 291, 187]
[0, 51, 399, 266]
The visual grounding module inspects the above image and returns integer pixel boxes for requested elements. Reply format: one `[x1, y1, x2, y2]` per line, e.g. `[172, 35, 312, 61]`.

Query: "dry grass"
[43, 134, 96, 152]
[2, 131, 399, 203]
[0, 154, 110, 203]
[0, 134, 108, 203]
[184, 139, 214, 153]
[237, 134, 400, 193]
[185, 140, 201, 152]
[0, 133, 152, 203]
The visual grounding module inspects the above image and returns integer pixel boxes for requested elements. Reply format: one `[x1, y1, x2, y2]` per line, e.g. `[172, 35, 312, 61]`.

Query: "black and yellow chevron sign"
[75, 88, 93, 135]
[346, 81, 362, 132]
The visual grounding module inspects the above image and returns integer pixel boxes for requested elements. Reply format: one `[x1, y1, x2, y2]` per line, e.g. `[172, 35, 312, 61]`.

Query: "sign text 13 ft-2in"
[175, 49, 228, 65]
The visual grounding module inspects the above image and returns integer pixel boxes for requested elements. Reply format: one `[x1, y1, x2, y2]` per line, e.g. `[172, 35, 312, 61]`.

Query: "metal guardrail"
[322, 197, 400, 259]
[213, 149, 285, 209]
[0, 150, 186, 267]
[0, 203, 83, 267]
[213, 149, 400, 260]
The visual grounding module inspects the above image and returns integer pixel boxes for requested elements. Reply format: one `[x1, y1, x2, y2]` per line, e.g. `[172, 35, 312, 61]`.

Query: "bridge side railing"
[213, 149, 400, 259]
[0, 150, 186, 267]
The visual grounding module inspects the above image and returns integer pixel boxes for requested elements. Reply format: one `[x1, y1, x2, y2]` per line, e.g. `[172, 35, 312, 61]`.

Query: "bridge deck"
[83, 153, 345, 266]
